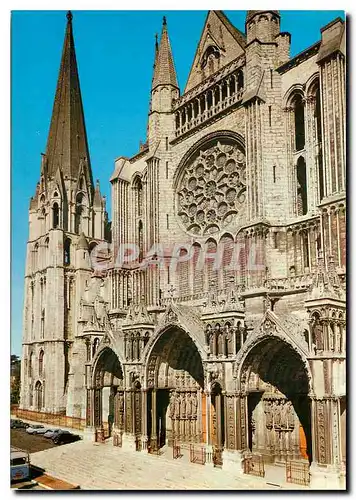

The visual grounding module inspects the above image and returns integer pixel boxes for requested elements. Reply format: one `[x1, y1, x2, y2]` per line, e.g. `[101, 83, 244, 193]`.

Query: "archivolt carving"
[234, 314, 313, 394]
[176, 138, 246, 235]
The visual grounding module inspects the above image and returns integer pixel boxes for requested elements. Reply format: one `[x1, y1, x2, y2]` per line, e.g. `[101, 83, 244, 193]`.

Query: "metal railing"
[173, 440, 182, 459]
[243, 454, 265, 478]
[190, 444, 206, 465]
[286, 460, 310, 486]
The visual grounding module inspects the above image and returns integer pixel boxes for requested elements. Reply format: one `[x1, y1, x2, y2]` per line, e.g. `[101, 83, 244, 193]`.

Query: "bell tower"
[20, 11, 109, 414]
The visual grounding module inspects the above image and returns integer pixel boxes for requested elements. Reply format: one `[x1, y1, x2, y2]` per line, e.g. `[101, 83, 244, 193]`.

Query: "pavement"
[29, 440, 310, 491]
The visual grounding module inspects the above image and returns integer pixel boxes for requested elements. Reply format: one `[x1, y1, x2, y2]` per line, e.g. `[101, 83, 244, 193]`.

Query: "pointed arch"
[64, 238, 71, 265]
[38, 350, 44, 377]
[35, 380, 43, 410]
[144, 324, 205, 389]
[52, 202, 60, 228]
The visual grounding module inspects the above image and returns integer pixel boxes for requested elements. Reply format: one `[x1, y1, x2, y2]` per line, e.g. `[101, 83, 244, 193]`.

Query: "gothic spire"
[45, 11, 93, 186]
[152, 16, 178, 91]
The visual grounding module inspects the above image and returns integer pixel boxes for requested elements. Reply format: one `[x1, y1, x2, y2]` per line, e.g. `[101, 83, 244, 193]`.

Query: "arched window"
[92, 337, 100, 358]
[85, 339, 91, 362]
[302, 230, 310, 270]
[32, 243, 39, 269]
[40, 309, 45, 339]
[138, 220, 143, 262]
[200, 95, 206, 113]
[237, 70, 244, 90]
[296, 156, 308, 215]
[136, 179, 143, 217]
[29, 352, 33, 378]
[52, 202, 59, 228]
[35, 381, 43, 410]
[64, 238, 71, 265]
[75, 193, 86, 234]
[314, 85, 324, 201]
[75, 205, 83, 234]
[38, 350, 44, 377]
[294, 95, 305, 151]
[207, 90, 213, 109]
[214, 86, 220, 105]
[229, 76, 236, 96]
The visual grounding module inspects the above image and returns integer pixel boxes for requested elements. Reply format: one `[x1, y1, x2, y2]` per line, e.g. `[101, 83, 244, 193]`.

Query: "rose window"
[177, 139, 246, 235]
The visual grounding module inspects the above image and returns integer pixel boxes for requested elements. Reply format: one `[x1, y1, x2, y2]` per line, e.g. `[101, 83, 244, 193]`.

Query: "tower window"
[166, 214, 169, 229]
[166, 137, 169, 150]
[273, 165, 276, 183]
[296, 156, 308, 215]
[40, 310, 45, 339]
[52, 203, 59, 228]
[294, 95, 305, 151]
[64, 238, 71, 265]
[269, 106, 272, 127]
[270, 69, 273, 88]
[39, 350, 44, 377]
[166, 161, 169, 179]
[273, 232, 278, 249]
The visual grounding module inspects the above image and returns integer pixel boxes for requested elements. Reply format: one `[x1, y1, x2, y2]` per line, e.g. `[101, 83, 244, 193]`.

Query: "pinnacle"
[152, 16, 178, 91]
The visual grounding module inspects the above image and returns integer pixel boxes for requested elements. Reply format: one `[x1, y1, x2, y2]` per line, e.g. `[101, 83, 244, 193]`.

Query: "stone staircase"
[29, 440, 305, 490]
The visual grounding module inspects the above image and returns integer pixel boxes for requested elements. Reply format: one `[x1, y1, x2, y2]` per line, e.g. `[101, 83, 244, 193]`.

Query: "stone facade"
[20, 10, 346, 488]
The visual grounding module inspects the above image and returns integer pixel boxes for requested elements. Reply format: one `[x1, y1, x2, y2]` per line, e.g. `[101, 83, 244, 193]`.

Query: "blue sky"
[11, 10, 345, 355]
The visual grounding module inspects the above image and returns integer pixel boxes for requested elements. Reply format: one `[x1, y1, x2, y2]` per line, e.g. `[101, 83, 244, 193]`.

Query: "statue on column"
[274, 399, 281, 429]
[174, 392, 181, 420]
[186, 392, 192, 419]
[192, 392, 198, 419]
[311, 315, 324, 352]
[181, 393, 186, 419]
[169, 392, 176, 419]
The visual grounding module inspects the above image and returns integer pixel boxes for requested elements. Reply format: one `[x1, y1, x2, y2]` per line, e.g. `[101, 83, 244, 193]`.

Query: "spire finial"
[155, 32, 158, 49]
[163, 15, 167, 26]
[66, 10, 73, 22]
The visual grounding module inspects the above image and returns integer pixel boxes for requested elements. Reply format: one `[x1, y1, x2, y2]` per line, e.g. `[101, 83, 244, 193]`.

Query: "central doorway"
[146, 327, 205, 449]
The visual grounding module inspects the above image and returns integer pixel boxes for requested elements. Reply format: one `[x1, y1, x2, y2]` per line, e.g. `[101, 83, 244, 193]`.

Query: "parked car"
[11, 419, 29, 429]
[43, 429, 61, 439]
[26, 424, 46, 435]
[11, 447, 30, 483]
[52, 430, 80, 445]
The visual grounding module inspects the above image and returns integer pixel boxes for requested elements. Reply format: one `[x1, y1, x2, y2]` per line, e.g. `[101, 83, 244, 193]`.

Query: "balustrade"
[174, 70, 244, 138]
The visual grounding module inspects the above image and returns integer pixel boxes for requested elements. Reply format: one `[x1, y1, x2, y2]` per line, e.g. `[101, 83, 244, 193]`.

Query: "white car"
[26, 424, 46, 435]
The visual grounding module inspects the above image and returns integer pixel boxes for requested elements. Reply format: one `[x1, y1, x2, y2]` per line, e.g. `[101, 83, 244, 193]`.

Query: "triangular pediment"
[257, 310, 309, 356]
[184, 10, 246, 93]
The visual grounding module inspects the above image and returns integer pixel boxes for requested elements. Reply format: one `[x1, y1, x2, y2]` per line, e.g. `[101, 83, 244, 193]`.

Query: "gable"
[184, 10, 246, 93]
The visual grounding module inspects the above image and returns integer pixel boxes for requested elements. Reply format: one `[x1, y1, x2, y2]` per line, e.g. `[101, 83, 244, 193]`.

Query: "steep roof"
[45, 11, 93, 185]
[184, 10, 246, 93]
[152, 17, 178, 90]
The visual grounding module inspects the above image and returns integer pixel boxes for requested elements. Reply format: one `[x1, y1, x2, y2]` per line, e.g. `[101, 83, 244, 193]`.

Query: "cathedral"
[19, 10, 346, 488]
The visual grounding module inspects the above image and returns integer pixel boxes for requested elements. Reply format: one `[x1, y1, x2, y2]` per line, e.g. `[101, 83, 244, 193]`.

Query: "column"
[151, 389, 157, 447]
[310, 396, 344, 488]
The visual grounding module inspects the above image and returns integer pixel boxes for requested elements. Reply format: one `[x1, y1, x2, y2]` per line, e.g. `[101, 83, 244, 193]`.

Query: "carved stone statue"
[181, 393, 186, 419]
[169, 392, 176, 419]
[186, 393, 192, 419]
[312, 316, 324, 351]
[191, 392, 197, 419]
[174, 393, 181, 419]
